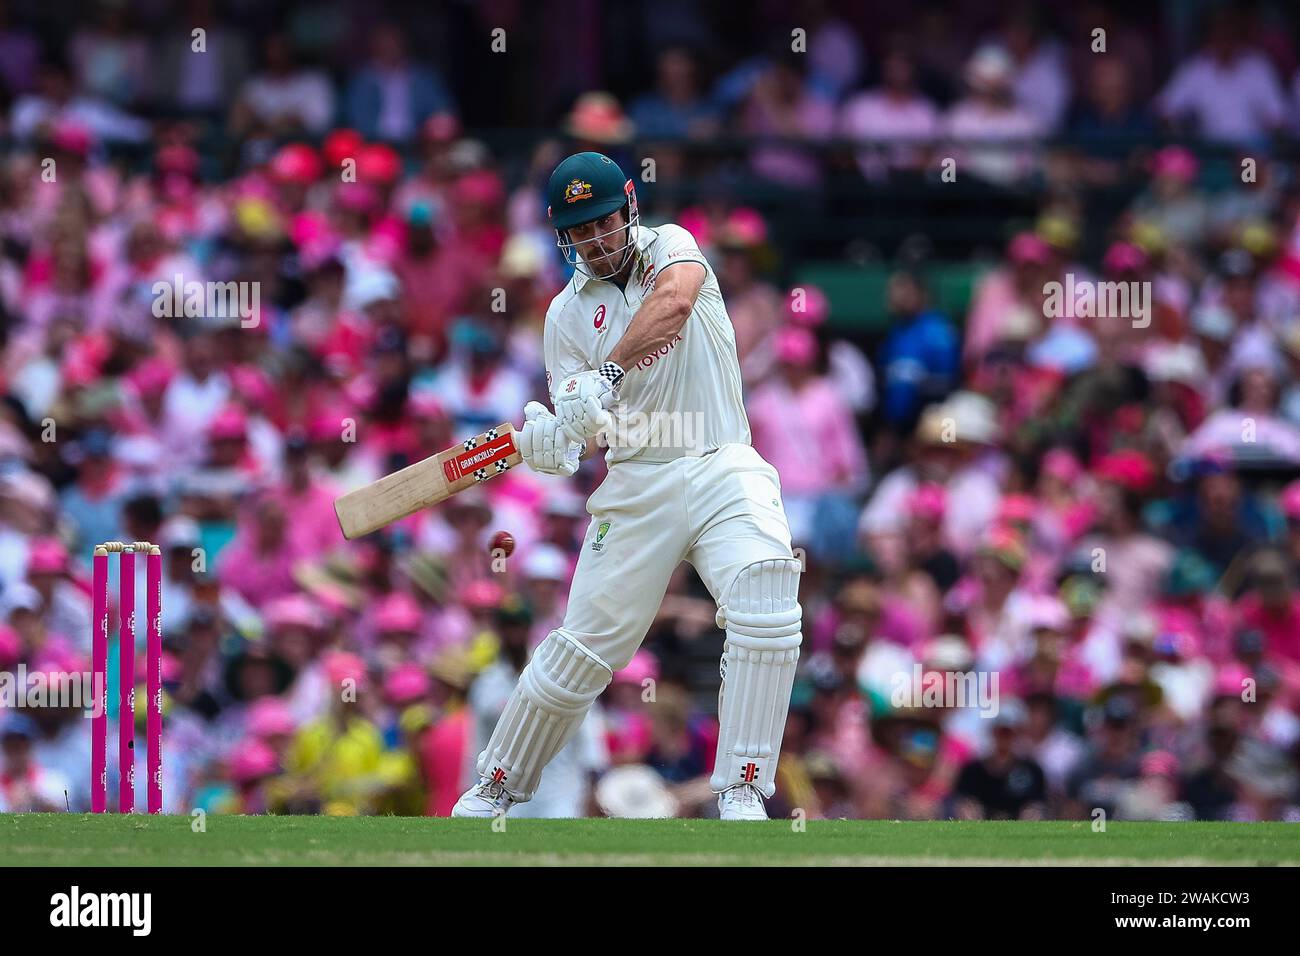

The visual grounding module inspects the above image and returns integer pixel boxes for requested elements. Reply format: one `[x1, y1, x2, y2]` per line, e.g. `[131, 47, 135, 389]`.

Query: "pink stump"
[91, 547, 108, 813]
[118, 546, 136, 813]
[146, 547, 163, 814]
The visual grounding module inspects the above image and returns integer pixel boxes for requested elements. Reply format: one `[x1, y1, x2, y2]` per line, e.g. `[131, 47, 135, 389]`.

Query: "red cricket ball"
[489, 530, 515, 557]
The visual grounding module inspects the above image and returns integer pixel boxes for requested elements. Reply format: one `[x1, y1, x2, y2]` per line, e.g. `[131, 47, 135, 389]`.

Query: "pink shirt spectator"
[749, 376, 867, 495]
[839, 90, 939, 179]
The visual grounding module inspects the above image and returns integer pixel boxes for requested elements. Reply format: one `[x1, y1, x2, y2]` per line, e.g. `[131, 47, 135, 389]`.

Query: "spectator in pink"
[748, 326, 868, 553]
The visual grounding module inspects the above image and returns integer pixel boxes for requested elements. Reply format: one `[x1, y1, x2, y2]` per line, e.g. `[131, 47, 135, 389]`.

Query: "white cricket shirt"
[543, 223, 751, 464]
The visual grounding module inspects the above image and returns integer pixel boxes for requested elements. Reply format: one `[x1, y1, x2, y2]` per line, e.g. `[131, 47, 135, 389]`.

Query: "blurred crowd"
[1, 2, 1300, 821]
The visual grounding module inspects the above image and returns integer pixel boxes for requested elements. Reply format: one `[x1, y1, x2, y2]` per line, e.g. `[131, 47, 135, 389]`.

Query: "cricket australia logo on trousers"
[591, 520, 611, 551]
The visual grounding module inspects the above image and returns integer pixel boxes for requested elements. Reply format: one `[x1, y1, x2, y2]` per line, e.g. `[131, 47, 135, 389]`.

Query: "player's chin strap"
[711, 558, 803, 799]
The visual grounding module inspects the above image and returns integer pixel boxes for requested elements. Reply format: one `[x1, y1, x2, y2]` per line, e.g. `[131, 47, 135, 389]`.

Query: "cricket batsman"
[453, 152, 801, 820]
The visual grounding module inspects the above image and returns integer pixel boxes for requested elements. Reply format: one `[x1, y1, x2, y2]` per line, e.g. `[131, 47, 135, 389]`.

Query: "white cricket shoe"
[718, 784, 768, 821]
[452, 776, 520, 818]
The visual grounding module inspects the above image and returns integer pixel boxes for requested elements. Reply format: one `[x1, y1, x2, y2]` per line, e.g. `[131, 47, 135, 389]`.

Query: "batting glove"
[520, 401, 581, 476]
[555, 363, 624, 443]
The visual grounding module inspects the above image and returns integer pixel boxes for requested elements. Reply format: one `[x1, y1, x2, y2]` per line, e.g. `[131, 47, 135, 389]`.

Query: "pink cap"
[422, 112, 461, 143]
[0, 625, 21, 667]
[1103, 241, 1149, 275]
[1008, 232, 1052, 266]
[775, 326, 817, 366]
[906, 483, 948, 522]
[383, 663, 431, 704]
[1093, 449, 1156, 493]
[1214, 664, 1250, 698]
[265, 594, 323, 632]
[26, 537, 68, 574]
[357, 143, 403, 184]
[270, 143, 323, 184]
[207, 405, 248, 440]
[229, 739, 279, 784]
[455, 170, 505, 207]
[721, 207, 767, 247]
[785, 285, 830, 327]
[1150, 146, 1198, 182]
[52, 121, 93, 156]
[461, 579, 504, 610]
[1140, 749, 1179, 777]
[374, 592, 423, 633]
[246, 697, 297, 738]
[128, 356, 175, 397]
[613, 650, 660, 686]
[1042, 448, 1082, 484]
[322, 129, 364, 169]
[1280, 480, 1300, 521]
[336, 182, 380, 213]
[997, 493, 1038, 525]
[323, 650, 367, 689]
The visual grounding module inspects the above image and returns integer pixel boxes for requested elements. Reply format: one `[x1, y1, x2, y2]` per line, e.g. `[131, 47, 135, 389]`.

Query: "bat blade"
[333, 422, 521, 539]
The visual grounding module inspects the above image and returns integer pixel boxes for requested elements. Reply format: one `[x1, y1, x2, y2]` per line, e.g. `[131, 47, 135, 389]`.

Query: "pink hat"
[1042, 448, 1082, 484]
[613, 650, 660, 687]
[1214, 664, 1250, 698]
[1140, 749, 1179, 777]
[0, 625, 21, 667]
[1093, 449, 1156, 493]
[336, 182, 380, 213]
[1150, 146, 1198, 183]
[455, 170, 505, 207]
[26, 537, 68, 575]
[997, 493, 1038, 525]
[357, 143, 403, 184]
[775, 326, 817, 367]
[270, 143, 322, 184]
[128, 356, 175, 397]
[323, 650, 367, 689]
[1103, 241, 1149, 275]
[422, 113, 461, 143]
[229, 739, 279, 784]
[1280, 479, 1300, 521]
[1008, 232, 1052, 266]
[374, 592, 423, 633]
[207, 405, 248, 440]
[1028, 598, 1069, 632]
[323, 129, 364, 169]
[246, 697, 297, 738]
[720, 207, 767, 248]
[906, 483, 947, 522]
[409, 391, 449, 420]
[51, 121, 93, 156]
[785, 285, 830, 327]
[265, 594, 323, 633]
[383, 663, 431, 704]
[461, 579, 504, 611]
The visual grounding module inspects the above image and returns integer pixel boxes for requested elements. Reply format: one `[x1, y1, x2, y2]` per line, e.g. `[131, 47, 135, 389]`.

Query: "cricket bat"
[333, 422, 522, 539]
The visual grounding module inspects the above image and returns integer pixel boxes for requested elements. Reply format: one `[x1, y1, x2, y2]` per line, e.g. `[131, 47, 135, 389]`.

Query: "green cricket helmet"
[546, 151, 639, 279]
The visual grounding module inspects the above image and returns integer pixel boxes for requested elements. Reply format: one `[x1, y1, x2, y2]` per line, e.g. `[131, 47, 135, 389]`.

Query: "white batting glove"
[520, 401, 581, 477]
[555, 364, 623, 444]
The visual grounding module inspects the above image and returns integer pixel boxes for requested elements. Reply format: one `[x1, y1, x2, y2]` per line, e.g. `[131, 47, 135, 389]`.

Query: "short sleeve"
[543, 298, 589, 407]
[650, 223, 709, 275]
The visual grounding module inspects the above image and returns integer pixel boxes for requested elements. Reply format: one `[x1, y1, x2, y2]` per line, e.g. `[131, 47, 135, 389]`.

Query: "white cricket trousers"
[564, 442, 794, 670]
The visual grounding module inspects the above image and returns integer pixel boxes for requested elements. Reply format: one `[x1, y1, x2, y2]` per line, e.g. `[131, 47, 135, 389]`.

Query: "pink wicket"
[91, 542, 163, 814]
[91, 547, 108, 814]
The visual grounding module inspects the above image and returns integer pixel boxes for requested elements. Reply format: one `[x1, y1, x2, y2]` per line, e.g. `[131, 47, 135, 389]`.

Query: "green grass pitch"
[2, 815, 1297, 866]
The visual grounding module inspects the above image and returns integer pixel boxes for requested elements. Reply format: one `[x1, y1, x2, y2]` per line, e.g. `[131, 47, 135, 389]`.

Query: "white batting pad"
[710, 558, 802, 798]
[475, 629, 613, 801]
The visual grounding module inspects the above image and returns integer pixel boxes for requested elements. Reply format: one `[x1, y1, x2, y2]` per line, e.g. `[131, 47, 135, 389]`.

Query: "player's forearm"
[606, 285, 693, 371]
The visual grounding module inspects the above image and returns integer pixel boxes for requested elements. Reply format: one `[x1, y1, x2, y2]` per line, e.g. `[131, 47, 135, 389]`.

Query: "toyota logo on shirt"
[593, 304, 606, 331]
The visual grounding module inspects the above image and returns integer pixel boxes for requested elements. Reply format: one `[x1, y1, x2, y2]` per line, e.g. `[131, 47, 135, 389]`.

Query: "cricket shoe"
[718, 783, 768, 821]
[452, 775, 520, 818]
